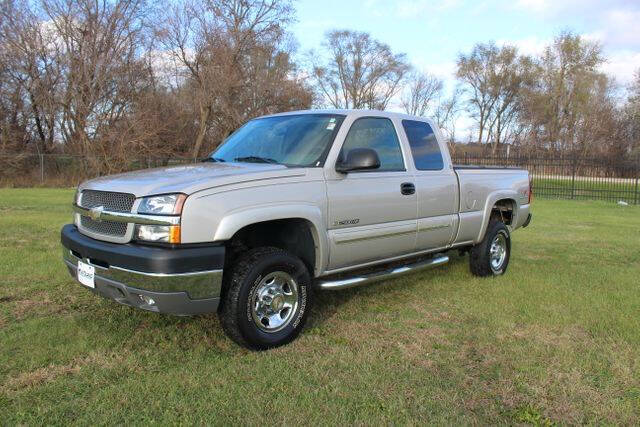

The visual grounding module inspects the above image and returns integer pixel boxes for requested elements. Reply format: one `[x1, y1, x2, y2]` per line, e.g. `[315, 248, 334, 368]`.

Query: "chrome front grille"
[80, 215, 129, 237]
[80, 190, 135, 213]
[79, 190, 136, 238]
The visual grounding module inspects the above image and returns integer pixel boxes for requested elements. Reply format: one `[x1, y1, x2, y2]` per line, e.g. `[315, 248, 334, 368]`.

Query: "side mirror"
[336, 148, 381, 173]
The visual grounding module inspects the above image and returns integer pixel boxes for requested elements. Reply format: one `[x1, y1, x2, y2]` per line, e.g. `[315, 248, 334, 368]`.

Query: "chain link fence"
[0, 154, 196, 187]
[2, 153, 639, 204]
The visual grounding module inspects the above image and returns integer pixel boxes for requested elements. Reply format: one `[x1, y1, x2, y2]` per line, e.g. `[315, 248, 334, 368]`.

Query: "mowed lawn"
[1, 189, 639, 424]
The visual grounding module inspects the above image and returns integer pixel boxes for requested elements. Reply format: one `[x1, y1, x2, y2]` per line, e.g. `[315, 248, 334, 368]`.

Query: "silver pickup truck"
[61, 109, 532, 349]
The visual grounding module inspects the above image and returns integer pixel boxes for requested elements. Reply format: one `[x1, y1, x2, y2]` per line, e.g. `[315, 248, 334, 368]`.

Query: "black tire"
[218, 247, 312, 350]
[470, 220, 511, 277]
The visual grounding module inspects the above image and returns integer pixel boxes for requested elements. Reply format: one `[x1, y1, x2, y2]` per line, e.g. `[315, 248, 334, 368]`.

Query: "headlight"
[137, 194, 186, 215]
[136, 193, 186, 243]
[135, 224, 181, 243]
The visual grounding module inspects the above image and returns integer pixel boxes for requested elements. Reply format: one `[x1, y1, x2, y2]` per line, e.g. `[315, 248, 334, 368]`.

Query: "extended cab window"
[339, 117, 405, 171]
[402, 120, 444, 171]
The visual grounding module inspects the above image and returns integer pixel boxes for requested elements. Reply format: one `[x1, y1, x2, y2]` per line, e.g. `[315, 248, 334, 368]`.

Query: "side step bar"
[316, 254, 449, 291]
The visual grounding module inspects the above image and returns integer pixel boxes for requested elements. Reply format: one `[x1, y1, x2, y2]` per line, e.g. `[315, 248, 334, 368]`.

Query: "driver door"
[325, 117, 417, 270]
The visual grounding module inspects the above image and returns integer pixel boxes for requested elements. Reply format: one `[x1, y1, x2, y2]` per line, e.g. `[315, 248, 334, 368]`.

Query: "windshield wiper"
[234, 156, 279, 164]
[201, 157, 225, 163]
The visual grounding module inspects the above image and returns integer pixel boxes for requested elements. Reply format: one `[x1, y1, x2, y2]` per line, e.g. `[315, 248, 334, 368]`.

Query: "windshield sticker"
[326, 118, 336, 130]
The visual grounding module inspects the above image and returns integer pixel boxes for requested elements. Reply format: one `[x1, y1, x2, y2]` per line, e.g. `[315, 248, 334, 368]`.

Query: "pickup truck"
[61, 109, 532, 350]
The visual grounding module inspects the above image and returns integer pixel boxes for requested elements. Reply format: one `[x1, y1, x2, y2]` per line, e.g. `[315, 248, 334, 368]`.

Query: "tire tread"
[218, 246, 308, 350]
[470, 220, 510, 277]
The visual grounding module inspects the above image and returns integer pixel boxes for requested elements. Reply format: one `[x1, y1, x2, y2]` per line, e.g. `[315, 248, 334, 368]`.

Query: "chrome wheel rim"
[489, 232, 508, 272]
[251, 271, 299, 333]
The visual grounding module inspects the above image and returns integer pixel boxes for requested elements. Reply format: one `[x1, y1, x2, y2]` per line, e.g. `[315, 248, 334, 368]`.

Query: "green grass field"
[1, 189, 639, 424]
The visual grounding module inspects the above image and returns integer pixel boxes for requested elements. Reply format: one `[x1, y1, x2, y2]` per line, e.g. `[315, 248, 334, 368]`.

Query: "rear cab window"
[401, 120, 444, 171]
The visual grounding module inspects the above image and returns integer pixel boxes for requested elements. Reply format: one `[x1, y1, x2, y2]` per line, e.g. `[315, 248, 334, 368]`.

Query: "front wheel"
[470, 220, 511, 277]
[219, 247, 312, 350]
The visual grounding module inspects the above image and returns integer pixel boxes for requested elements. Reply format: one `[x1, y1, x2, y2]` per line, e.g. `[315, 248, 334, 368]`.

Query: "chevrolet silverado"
[61, 109, 532, 350]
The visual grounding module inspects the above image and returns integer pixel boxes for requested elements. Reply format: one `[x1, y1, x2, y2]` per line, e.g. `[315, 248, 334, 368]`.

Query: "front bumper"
[61, 224, 225, 315]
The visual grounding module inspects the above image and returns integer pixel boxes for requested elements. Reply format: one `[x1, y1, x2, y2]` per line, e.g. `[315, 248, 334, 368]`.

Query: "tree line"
[1, 0, 639, 176]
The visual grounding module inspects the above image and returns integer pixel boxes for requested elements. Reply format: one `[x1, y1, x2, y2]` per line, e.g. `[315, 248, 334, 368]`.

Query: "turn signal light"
[169, 225, 181, 244]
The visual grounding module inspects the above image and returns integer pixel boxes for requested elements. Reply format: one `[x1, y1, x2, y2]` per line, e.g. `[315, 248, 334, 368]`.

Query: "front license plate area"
[77, 260, 95, 289]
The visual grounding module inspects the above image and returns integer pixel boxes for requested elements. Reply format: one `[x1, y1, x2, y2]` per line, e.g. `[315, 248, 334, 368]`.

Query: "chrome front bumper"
[61, 224, 224, 315]
[63, 249, 222, 315]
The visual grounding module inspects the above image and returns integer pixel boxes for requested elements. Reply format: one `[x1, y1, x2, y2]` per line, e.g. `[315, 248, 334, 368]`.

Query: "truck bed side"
[453, 167, 531, 245]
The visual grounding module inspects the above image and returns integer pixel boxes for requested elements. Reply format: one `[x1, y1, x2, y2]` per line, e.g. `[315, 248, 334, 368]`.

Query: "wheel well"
[226, 219, 316, 274]
[491, 199, 516, 225]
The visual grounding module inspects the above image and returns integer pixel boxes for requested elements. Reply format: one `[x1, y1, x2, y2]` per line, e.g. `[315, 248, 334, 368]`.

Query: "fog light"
[139, 295, 155, 306]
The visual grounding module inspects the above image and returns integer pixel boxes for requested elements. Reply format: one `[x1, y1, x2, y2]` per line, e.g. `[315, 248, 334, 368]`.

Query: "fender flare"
[213, 203, 328, 277]
[475, 191, 519, 243]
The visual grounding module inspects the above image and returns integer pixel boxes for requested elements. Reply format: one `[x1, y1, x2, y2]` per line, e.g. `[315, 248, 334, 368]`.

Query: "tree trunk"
[478, 107, 486, 145]
[491, 115, 501, 155]
[192, 104, 212, 160]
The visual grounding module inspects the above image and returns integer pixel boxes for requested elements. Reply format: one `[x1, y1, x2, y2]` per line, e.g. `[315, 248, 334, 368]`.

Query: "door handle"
[401, 182, 415, 195]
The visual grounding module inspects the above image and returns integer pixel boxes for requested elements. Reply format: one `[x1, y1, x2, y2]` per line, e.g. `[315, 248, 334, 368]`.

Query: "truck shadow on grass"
[76, 252, 466, 352]
[307, 252, 465, 328]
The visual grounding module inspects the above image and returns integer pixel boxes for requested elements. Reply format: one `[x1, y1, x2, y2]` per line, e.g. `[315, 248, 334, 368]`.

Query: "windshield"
[211, 114, 345, 167]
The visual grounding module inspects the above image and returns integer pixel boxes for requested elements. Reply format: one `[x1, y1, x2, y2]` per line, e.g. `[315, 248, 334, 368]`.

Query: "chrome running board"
[316, 254, 449, 291]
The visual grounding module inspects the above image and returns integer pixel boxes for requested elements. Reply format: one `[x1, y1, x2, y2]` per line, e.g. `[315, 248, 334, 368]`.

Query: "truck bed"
[452, 166, 530, 243]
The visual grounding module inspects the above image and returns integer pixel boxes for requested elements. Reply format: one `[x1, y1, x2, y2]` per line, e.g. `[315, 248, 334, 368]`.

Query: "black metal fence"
[2, 153, 639, 204]
[452, 154, 640, 204]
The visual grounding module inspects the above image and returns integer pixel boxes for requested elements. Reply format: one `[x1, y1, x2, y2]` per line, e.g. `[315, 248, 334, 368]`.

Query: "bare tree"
[484, 51, 535, 153]
[400, 71, 443, 117]
[457, 42, 533, 154]
[162, 0, 310, 159]
[456, 43, 501, 146]
[434, 89, 462, 151]
[0, 58, 31, 159]
[457, 42, 537, 154]
[519, 32, 607, 154]
[0, 0, 61, 155]
[630, 69, 640, 103]
[310, 30, 410, 110]
[0, 0, 312, 178]
[623, 69, 640, 157]
[2, 2, 636, 184]
[38, 0, 156, 170]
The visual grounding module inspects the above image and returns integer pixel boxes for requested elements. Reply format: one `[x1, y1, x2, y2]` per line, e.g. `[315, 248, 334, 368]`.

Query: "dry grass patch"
[2, 351, 132, 393]
[3, 362, 82, 392]
[11, 292, 69, 320]
[522, 253, 553, 261]
[509, 324, 589, 347]
[12, 292, 53, 319]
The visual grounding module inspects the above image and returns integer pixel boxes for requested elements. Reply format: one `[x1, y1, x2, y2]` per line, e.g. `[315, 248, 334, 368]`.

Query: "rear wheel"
[470, 220, 511, 277]
[219, 247, 312, 350]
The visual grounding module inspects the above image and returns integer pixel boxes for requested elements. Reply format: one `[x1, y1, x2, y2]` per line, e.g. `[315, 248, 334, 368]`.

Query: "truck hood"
[80, 162, 306, 197]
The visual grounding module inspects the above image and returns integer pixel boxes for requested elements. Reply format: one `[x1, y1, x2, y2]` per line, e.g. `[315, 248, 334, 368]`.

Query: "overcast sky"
[292, 0, 640, 90]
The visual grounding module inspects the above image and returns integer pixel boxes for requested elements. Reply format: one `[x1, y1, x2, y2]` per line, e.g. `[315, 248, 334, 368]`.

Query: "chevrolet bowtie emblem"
[89, 206, 104, 221]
